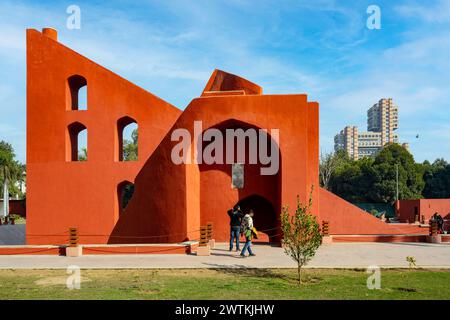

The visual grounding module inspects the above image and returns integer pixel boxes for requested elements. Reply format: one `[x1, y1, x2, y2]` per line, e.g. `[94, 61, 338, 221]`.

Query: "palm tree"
[0, 141, 24, 217]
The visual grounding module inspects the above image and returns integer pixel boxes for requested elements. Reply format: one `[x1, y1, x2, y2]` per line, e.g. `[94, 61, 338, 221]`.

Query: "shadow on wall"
[198, 119, 282, 243]
[108, 118, 282, 244]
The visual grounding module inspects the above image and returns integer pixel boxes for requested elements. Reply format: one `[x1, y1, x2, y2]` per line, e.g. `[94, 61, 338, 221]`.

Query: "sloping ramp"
[319, 188, 427, 235]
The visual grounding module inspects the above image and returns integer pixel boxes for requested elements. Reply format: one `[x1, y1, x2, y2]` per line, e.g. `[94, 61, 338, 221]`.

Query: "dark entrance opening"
[236, 195, 279, 243]
[117, 181, 135, 215]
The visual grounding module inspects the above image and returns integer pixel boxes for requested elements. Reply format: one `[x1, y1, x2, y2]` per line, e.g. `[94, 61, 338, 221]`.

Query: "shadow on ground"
[201, 262, 288, 279]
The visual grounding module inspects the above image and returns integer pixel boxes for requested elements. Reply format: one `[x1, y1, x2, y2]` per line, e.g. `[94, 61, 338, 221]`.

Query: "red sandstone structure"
[26, 28, 431, 246]
[396, 199, 450, 225]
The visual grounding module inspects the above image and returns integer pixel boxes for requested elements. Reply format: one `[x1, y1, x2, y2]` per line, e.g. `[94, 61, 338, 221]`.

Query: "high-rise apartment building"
[367, 98, 398, 144]
[334, 98, 405, 160]
[334, 126, 358, 160]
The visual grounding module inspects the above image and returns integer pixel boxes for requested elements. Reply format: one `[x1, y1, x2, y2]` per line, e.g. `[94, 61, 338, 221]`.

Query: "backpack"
[240, 215, 249, 235]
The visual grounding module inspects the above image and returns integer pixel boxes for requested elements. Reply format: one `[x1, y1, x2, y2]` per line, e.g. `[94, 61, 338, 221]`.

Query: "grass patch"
[0, 268, 448, 300]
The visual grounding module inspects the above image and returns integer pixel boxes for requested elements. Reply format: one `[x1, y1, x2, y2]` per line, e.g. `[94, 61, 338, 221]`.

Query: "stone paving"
[0, 242, 449, 269]
[0, 224, 25, 245]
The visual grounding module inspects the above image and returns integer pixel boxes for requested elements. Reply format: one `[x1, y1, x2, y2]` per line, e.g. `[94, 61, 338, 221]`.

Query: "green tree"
[329, 144, 425, 204]
[369, 143, 424, 203]
[329, 156, 374, 202]
[280, 188, 322, 285]
[78, 147, 87, 161]
[319, 150, 349, 190]
[0, 141, 25, 205]
[422, 159, 450, 198]
[123, 129, 138, 161]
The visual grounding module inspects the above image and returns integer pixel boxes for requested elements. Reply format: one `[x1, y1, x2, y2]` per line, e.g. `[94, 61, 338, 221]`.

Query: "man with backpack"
[240, 209, 256, 257]
[431, 212, 445, 234]
[228, 205, 244, 251]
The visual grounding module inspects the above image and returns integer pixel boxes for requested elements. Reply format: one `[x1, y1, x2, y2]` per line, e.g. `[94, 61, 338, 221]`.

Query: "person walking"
[436, 213, 444, 234]
[431, 212, 444, 234]
[228, 205, 243, 251]
[240, 210, 256, 257]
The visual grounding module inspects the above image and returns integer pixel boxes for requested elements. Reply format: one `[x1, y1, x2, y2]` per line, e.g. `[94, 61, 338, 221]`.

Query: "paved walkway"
[0, 225, 25, 245]
[0, 242, 449, 269]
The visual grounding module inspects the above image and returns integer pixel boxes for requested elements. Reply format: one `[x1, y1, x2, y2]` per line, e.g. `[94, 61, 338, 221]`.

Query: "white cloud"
[396, 0, 450, 23]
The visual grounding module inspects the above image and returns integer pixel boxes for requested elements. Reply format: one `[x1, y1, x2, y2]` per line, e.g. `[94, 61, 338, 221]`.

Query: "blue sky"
[1, 0, 449, 163]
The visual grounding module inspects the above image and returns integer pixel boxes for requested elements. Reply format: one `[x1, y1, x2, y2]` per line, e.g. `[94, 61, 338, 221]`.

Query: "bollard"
[69, 227, 79, 247]
[206, 222, 213, 240]
[199, 226, 208, 246]
[427, 220, 441, 243]
[206, 222, 215, 249]
[322, 221, 329, 236]
[321, 221, 332, 244]
[196, 226, 210, 256]
[66, 227, 83, 257]
[11, 218, 15, 225]
[430, 221, 438, 236]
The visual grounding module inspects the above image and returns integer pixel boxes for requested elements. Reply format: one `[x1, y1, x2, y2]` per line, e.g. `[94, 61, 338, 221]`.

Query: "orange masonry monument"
[26, 28, 427, 247]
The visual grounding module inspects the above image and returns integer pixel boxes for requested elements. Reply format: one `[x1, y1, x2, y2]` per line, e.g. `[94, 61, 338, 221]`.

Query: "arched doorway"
[198, 119, 282, 243]
[236, 195, 279, 243]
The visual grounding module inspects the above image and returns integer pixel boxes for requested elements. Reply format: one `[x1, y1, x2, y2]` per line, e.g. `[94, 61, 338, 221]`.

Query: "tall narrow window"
[67, 75, 87, 110]
[67, 122, 88, 161]
[117, 181, 134, 214]
[117, 116, 138, 161]
[231, 163, 244, 189]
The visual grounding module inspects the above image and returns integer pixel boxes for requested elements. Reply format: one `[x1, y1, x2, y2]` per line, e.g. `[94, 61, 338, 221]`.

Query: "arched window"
[117, 181, 134, 214]
[66, 122, 88, 161]
[116, 116, 138, 161]
[67, 75, 87, 110]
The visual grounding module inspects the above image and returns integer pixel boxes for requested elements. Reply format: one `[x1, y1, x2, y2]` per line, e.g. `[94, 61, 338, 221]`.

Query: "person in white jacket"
[240, 210, 256, 257]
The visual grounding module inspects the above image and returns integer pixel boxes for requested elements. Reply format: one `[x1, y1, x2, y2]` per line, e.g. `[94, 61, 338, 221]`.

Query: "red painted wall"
[26, 28, 426, 246]
[109, 92, 319, 243]
[26, 29, 181, 245]
[397, 199, 450, 227]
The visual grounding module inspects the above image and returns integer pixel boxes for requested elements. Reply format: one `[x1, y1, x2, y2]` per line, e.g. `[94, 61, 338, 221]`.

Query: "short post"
[196, 226, 210, 256]
[206, 222, 215, 249]
[427, 220, 441, 243]
[10, 217, 15, 225]
[4, 216, 8, 225]
[430, 221, 438, 236]
[66, 227, 83, 257]
[421, 215, 425, 224]
[321, 220, 332, 244]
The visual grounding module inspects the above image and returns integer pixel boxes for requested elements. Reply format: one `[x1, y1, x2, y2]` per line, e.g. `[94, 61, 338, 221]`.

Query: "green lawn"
[0, 268, 449, 300]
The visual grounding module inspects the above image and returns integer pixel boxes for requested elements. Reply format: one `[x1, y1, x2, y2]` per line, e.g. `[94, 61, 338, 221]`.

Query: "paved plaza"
[0, 242, 449, 269]
[0, 225, 25, 245]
